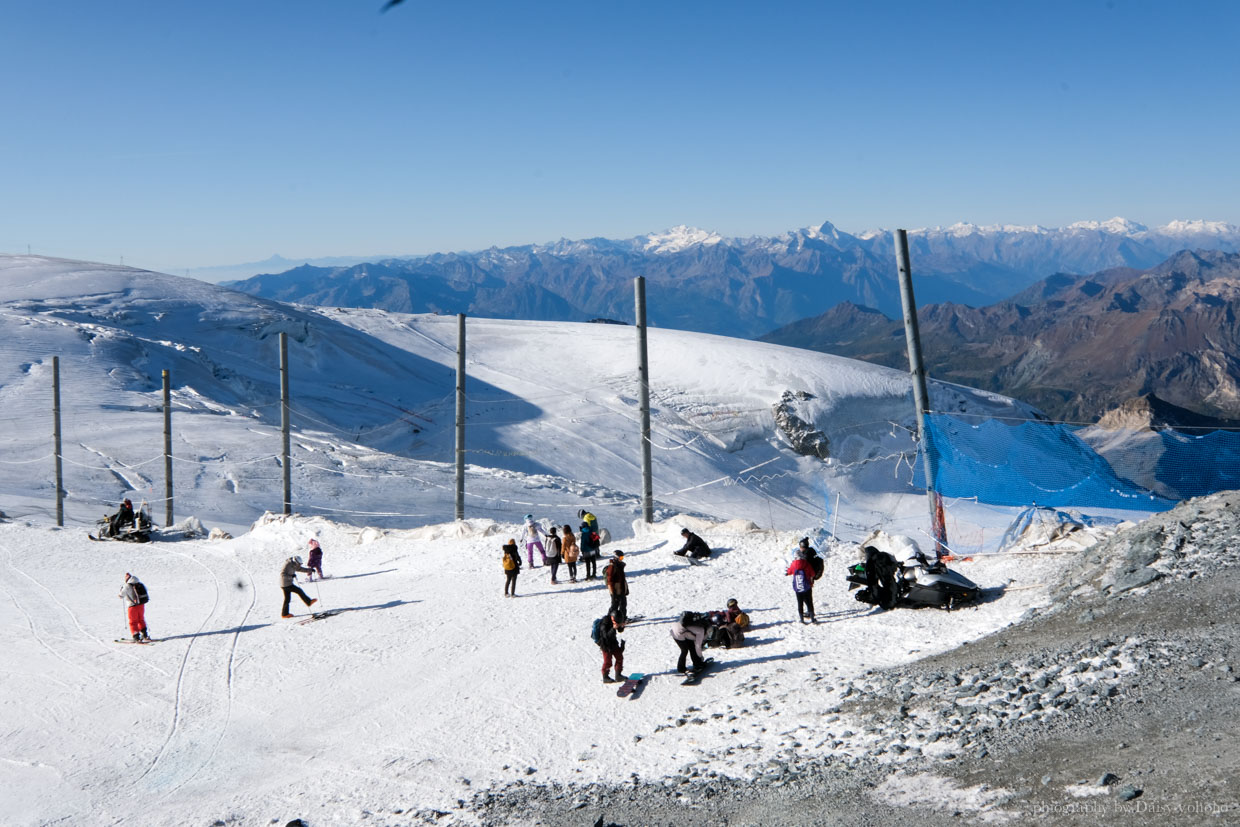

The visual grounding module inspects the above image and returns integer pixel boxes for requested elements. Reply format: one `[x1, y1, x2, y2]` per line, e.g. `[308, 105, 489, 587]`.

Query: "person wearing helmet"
[280, 554, 317, 618]
[520, 515, 548, 567]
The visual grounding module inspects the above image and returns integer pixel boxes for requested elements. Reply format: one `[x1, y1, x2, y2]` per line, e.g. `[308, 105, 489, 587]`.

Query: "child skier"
[306, 538, 325, 581]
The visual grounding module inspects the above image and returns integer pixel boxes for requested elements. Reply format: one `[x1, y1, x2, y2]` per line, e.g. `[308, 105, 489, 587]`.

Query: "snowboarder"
[520, 515, 547, 567]
[561, 525, 580, 583]
[502, 539, 521, 597]
[306, 538, 325, 581]
[546, 525, 563, 584]
[673, 528, 712, 559]
[579, 518, 601, 580]
[670, 611, 709, 674]
[280, 555, 317, 618]
[603, 550, 628, 622]
[594, 611, 626, 684]
[786, 547, 817, 623]
[107, 498, 136, 538]
[119, 572, 150, 642]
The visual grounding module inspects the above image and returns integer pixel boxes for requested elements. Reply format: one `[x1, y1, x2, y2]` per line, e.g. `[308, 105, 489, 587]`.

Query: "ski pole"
[313, 578, 324, 610]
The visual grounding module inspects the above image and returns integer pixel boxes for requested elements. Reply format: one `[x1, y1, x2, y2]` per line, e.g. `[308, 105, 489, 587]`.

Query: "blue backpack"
[591, 616, 606, 645]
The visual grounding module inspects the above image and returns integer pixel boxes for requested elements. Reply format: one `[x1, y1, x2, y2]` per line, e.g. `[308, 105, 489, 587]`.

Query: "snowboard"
[681, 658, 715, 685]
[616, 673, 646, 698]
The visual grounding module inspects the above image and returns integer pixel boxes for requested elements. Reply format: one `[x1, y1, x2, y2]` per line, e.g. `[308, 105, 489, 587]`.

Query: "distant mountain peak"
[1156, 219, 1238, 237]
[641, 225, 724, 254]
[1067, 217, 1148, 234]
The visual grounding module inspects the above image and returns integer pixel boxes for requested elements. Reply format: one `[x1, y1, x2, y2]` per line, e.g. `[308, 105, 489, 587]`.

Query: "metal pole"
[163, 369, 173, 527]
[635, 277, 654, 523]
[894, 229, 944, 555]
[280, 332, 291, 516]
[53, 356, 64, 527]
[455, 313, 466, 521]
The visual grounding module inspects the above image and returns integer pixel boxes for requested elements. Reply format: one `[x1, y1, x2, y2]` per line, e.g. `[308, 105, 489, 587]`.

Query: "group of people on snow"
[501, 510, 605, 596]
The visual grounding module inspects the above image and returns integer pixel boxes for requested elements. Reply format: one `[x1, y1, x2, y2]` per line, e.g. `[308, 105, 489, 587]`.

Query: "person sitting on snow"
[673, 528, 712, 559]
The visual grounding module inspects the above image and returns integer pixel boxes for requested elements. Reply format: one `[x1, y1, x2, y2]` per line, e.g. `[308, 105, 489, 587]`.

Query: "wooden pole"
[163, 369, 173, 527]
[53, 356, 64, 527]
[280, 332, 291, 516]
[455, 313, 466, 521]
[894, 229, 945, 556]
[635, 277, 653, 523]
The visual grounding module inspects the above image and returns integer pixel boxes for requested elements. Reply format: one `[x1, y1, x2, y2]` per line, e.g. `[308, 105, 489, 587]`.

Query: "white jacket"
[670, 621, 706, 658]
[520, 521, 546, 544]
[118, 579, 145, 607]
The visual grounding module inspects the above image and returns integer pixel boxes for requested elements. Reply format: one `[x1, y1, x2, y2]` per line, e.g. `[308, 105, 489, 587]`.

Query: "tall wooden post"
[53, 356, 64, 527]
[455, 313, 466, 521]
[894, 229, 945, 555]
[163, 369, 173, 527]
[635, 277, 653, 523]
[280, 332, 292, 515]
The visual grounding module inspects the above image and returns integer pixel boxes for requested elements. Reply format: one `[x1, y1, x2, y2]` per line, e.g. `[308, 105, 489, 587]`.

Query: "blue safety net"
[914, 414, 1177, 511]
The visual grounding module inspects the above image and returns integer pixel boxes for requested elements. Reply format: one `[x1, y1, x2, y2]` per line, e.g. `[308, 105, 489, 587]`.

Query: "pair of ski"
[114, 638, 157, 645]
[294, 610, 339, 625]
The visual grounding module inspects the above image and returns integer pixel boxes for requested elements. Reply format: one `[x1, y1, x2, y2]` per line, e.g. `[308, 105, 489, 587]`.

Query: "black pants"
[549, 558, 561, 581]
[795, 591, 815, 621]
[504, 570, 519, 595]
[584, 556, 597, 579]
[566, 561, 578, 579]
[282, 585, 312, 615]
[676, 637, 705, 673]
[609, 592, 627, 622]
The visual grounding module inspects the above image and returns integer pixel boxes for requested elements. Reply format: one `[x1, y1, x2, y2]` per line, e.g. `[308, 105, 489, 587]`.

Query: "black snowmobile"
[846, 546, 979, 610]
[90, 503, 155, 543]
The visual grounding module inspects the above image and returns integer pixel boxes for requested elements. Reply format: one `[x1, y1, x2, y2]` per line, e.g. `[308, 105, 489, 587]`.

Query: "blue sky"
[2, 0, 1238, 270]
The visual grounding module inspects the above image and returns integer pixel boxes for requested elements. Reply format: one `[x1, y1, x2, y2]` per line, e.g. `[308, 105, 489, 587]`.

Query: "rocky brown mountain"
[760, 250, 1240, 422]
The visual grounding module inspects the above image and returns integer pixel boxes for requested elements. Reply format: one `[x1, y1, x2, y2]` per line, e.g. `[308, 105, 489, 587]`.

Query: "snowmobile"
[90, 502, 155, 543]
[846, 534, 979, 610]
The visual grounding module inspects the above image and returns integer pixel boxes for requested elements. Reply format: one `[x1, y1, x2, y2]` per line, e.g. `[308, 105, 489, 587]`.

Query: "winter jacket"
[786, 558, 814, 593]
[561, 532, 580, 563]
[579, 523, 601, 558]
[546, 535, 562, 561]
[670, 620, 706, 658]
[119, 578, 146, 607]
[520, 520, 547, 545]
[604, 559, 628, 595]
[307, 546, 323, 567]
[596, 615, 622, 652]
[675, 532, 712, 558]
[580, 512, 599, 534]
[502, 543, 521, 571]
[281, 558, 312, 587]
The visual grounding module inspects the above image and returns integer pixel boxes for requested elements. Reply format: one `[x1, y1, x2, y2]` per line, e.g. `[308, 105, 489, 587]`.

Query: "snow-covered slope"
[0, 254, 1156, 826]
[0, 255, 1035, 537]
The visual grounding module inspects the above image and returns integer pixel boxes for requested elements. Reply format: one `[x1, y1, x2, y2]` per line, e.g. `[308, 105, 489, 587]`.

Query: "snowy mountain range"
[223, 218, 1240, 338]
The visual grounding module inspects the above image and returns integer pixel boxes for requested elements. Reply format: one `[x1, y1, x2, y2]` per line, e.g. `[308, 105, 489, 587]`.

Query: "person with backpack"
[520, 515, 548, 567]
[545, 526, 563, 584]
[786, 547, 817, 623]
[799, 537, 825, 582]
[579, 518, 601, 580]
[673, 528, 712, 559]
[603, 550, 628, 622]
[561, 525, 580, 583]
[306, 538, 325, 581]
[119, 572, 150, 642]
[670, 611, 710, 674]
[592, 611, 626, 684]
[280, 555, 318, 618]
[502, 538, 521, 597]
